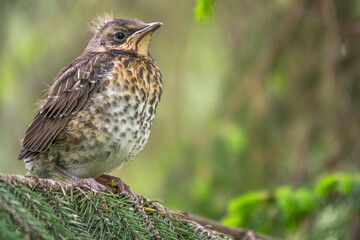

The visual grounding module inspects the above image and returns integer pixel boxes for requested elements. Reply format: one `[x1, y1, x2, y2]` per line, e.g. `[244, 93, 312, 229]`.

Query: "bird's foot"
[55, 166, 107, 191]
[96, 174, 138, 200]
[76, 178, 108, 191]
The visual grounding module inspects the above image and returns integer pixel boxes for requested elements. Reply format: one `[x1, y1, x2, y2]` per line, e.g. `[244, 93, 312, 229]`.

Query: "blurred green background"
[1, 0, 360, 239]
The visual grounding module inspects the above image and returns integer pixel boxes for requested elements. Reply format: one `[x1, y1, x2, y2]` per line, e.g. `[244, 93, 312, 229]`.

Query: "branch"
[0, 174, 282, 240]
[180, 213, 282, 240]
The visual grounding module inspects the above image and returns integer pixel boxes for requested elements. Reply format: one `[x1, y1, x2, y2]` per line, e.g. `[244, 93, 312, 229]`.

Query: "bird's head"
[85, 15, 162, 56]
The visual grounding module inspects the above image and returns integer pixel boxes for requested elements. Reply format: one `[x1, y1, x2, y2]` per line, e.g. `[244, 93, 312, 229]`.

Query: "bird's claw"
[116, 178, 138, 199]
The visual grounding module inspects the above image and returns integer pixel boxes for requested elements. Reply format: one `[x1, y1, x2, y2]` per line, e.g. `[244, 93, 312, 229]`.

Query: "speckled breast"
[58, 55, 162, 178]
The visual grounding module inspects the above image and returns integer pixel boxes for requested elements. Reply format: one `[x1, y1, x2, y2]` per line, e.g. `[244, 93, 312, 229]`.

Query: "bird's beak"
[136, 22, 162, 38]
[128, 22, 162, 55]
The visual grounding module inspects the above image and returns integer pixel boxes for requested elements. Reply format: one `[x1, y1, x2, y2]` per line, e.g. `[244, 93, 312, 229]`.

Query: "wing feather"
[18, 52, 111, 160]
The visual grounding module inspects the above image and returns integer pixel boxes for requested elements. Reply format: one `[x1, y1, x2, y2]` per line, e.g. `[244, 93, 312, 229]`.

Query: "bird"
[18, 15, 163, 191]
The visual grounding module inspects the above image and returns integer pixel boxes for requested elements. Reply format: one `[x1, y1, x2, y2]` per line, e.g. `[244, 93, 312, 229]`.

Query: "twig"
[179, 213, 283, 240]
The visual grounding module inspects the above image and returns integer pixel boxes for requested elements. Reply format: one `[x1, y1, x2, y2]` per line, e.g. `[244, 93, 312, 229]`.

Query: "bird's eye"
[115, 32, 125, 40]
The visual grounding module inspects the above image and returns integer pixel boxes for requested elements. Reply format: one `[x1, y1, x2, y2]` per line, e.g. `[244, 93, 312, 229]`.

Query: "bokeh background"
[1, 0, 360, 239]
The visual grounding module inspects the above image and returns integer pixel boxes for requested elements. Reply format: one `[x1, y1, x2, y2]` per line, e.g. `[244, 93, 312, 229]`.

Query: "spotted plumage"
[18, 17, 163, 180]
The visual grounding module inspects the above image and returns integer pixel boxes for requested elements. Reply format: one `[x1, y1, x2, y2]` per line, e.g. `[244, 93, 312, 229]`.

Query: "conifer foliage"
[0, 174, 231, 240]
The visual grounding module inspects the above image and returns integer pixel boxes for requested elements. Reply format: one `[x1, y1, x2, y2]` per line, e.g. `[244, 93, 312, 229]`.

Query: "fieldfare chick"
[18, 16, 163, 190]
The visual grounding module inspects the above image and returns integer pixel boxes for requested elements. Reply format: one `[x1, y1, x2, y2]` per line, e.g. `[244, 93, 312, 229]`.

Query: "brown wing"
[18, 52, 111, 160]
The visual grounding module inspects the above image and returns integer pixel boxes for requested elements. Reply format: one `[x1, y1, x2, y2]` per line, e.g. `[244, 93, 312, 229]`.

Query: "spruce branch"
[0, 174, 281, 240]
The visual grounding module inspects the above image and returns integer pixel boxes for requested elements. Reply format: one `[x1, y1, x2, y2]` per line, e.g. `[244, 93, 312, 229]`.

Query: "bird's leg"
[96, 174, 138, 200]
[55, 166, 107, 191]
